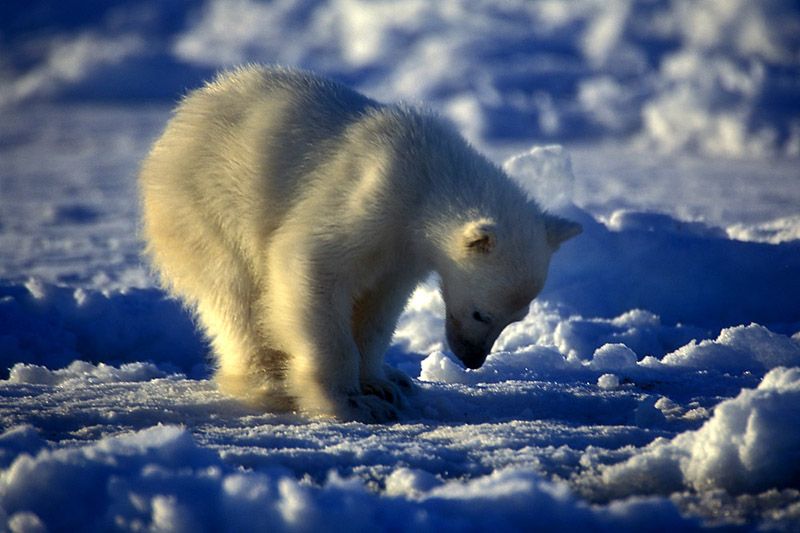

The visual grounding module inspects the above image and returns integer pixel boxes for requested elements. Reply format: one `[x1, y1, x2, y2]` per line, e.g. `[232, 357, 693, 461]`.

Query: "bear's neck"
[385, 112, 540, 272]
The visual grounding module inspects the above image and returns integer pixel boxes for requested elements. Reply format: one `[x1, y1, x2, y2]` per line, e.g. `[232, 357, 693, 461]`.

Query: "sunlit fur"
[139, 65, 580, 421]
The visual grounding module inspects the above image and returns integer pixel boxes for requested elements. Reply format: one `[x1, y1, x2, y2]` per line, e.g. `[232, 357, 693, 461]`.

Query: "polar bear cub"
[139, 66, 581, 422]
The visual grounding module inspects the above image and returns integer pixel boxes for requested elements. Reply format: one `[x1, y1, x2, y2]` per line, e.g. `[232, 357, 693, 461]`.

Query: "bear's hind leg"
[196, 278, 292, 411]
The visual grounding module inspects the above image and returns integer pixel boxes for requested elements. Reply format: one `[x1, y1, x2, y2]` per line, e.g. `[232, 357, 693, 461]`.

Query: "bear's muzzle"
[446, 314, 490, 369]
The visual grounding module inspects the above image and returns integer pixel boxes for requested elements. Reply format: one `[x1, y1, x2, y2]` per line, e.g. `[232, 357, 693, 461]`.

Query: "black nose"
[461, 354, 486, 369]
[445, 314, 490, 369]
[450, 337, 488, 369]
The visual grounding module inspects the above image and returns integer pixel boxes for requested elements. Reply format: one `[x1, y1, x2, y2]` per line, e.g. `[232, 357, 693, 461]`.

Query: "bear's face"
[440, 216, 581, 369]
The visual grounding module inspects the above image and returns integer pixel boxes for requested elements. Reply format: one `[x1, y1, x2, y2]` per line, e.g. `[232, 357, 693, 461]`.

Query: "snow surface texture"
[2, 0, 800, 158]
[2, 1, 800, 531]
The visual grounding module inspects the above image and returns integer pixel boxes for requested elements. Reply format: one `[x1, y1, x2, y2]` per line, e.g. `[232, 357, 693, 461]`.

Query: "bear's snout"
[446, 313, 490, 369]
[454, 340, 489, 369]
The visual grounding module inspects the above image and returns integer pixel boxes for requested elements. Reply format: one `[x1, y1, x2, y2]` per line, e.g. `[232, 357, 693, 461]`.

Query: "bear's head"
[439, 214, 581, 369]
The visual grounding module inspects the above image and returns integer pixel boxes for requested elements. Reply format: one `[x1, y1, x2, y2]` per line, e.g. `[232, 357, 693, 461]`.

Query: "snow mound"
[8, 360, 175, 386]
[545, 207, 800, 327]
[497, 145, 800, 332]
[592, 367, 800, 498]
[661, 324, 800, 372]
[0, 279, 206, 378]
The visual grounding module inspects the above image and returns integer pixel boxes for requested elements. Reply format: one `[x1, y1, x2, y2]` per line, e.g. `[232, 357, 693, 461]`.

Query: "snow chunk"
[680, 366, 800, 493]
[597, 374, 621, 390]
[7, 512, 46, 533]
[634, 396, 667, 428]
[424, 468, 694, 531]
[727, 215, 800, 244]
[551, 309, 695, 363]
[385, 468, 442, 499]
[149, 494, 203, 533]
[419, 351, 472, 384]
[589, 343, 638, 371]
[662, 324, 800, 371]
[94, 424, 203, 460]
[419, 345, 571, 385]
[597, 367, 800, 496]
[393, 282, 446, 356]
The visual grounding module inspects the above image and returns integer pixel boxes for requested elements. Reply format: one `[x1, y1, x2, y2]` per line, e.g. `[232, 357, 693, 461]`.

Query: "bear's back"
[142, 67, 390, 254]
[142, 65, 531, 268]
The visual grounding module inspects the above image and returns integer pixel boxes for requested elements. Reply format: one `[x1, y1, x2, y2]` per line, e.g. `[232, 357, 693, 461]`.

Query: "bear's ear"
[545, 215, 582, 249]
[462, 219, 497, 254]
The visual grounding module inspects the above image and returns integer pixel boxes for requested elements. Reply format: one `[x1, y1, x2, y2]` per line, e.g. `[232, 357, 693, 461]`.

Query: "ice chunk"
[597, 374, 621, 390]
[589, 343, 638, 371]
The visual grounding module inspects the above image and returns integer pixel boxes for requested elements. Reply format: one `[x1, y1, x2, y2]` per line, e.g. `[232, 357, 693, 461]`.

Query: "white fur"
[139, 66, 581, 422]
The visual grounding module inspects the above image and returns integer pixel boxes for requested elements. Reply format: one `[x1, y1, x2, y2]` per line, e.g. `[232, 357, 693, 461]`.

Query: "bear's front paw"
[346, 393, 400, 423]
[361, 378, 408, 409]
[384, 365, 415, 394]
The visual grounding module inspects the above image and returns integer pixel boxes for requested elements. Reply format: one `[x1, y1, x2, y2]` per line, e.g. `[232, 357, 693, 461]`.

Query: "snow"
[590, 367, 800, 497]
[2, 1, 800, 531]
[0, 423, 698, 532]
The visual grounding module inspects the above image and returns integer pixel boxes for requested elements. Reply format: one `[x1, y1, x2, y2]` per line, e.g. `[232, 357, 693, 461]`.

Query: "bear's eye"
[472, 310, 492, 324]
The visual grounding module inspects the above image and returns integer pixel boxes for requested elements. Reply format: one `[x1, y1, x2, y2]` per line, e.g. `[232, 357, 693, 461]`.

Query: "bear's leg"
[286, 301, 400, 422]
[351, 282, 415, 407]
[266, 246, 400, 422]
[193, 262, 292, 411]
[144, 194, 292, 410]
